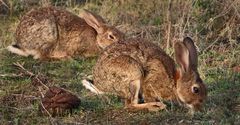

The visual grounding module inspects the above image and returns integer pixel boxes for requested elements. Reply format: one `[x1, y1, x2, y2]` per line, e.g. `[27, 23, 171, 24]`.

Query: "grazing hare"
[83, 37, 207, 113]
[7, 6, 124, 60]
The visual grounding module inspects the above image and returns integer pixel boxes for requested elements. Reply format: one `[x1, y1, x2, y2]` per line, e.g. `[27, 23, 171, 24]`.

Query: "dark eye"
[192, 86, 199, 94]
[108, 34, 115, 40]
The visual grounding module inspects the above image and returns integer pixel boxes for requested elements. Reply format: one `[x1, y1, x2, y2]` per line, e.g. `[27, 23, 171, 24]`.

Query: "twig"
[0, 106, 20, 110]
[40, 101, 57, 125]
[0, 106, 33, 111]
[232, 3, 240, 19]
[35, 75, 50, 90]
[12, 62, 57, 124]
[11, 94, 40, 100]
[166, 0, 172, 53]
[202, 28, 228, 53]
[38, 86, 45, 98]
[182, 1, 192, 36]
[38, 85, 57, 124]
[0, 73, 23, 77]
[0, 0, 9, 9]
[13, 62, 34, 76]
[40, 101, 52, 117]
[13, 62, 49, 90]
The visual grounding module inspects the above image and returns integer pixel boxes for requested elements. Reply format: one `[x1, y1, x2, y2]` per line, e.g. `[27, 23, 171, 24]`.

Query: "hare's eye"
[192, 86, 199, 94]
[108, 34, 115, 40]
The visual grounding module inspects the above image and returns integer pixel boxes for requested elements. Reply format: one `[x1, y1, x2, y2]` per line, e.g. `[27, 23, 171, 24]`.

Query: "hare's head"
[80, 9, 124, 49]
[174, 37, 207, 113]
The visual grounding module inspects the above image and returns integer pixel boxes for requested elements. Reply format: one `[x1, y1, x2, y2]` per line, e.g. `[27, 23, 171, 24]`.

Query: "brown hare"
[7, 6, 124, 60]
[82, 37, 207, 113]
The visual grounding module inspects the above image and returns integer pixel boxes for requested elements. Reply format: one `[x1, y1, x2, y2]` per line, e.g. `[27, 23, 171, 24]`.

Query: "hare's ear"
[80, 9, 106, 34]
[183, 37, 198, 71]
[174, 41, 190, 73]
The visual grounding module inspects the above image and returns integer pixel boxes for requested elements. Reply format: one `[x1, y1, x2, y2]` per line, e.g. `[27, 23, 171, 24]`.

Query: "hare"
[82, 37, 207, 113]
[7, 6, 124, 60]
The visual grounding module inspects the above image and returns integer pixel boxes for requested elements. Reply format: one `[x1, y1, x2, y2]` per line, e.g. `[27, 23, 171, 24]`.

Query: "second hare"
[83, 37, 207, 113]
[7, 6, 124, 60]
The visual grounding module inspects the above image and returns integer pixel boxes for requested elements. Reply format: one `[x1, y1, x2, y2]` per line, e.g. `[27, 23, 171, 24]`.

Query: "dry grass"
[0, 0, 240, 124]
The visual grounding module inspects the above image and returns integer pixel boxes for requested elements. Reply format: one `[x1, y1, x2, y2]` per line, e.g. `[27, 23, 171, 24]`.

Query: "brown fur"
[92, 37, 207, 112]
[10, 6, 124, 60]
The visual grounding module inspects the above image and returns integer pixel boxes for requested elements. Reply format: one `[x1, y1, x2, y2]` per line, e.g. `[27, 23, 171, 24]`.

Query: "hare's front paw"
[146, 102, 166, 111]
[126, 102, 166, 112]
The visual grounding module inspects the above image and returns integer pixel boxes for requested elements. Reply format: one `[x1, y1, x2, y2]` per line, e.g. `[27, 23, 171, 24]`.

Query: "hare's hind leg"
[7, 45, 29, 57]
[127, 79, 166, 111]
[48, 51, 72, 60]
[129, 79, 141, 105]
[7, 45, 42, 59]
[25, 49, 42, 59]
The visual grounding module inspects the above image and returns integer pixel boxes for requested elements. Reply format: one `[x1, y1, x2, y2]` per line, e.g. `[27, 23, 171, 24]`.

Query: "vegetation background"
[0, 0, 240, 124]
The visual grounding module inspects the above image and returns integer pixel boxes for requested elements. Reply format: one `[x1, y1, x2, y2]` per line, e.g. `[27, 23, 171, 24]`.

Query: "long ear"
[174, 42, 190, 73]
[80, 9, 106, 34]
[183, 37, 198, 71]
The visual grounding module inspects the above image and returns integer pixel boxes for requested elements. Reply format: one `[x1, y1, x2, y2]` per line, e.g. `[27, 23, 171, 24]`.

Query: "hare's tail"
[82, 79, 104, 95]
[7, 44, 29, 57]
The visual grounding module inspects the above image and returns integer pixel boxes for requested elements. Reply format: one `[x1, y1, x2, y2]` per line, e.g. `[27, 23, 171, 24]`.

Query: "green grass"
[0, 0, 240, 124]
[0, 30, 239, 125]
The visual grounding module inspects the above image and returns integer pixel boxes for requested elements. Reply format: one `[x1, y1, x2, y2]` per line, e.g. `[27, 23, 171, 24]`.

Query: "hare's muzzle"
[187, 102, 204, 115]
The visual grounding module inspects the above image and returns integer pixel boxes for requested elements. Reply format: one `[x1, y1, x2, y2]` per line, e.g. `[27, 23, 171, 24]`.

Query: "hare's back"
[16, 6, 87, 37]
[100, 38, 173, 64]
[17, 6, 85, 25]
[15, 7, 90, 51]
[94, 38, 177, 100]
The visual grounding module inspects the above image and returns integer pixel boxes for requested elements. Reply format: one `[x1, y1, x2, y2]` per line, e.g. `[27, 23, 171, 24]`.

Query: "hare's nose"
[194, 103, 203, 110]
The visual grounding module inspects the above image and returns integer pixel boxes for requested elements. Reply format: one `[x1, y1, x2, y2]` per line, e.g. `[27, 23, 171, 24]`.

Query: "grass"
[0, 0, 240, 124]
